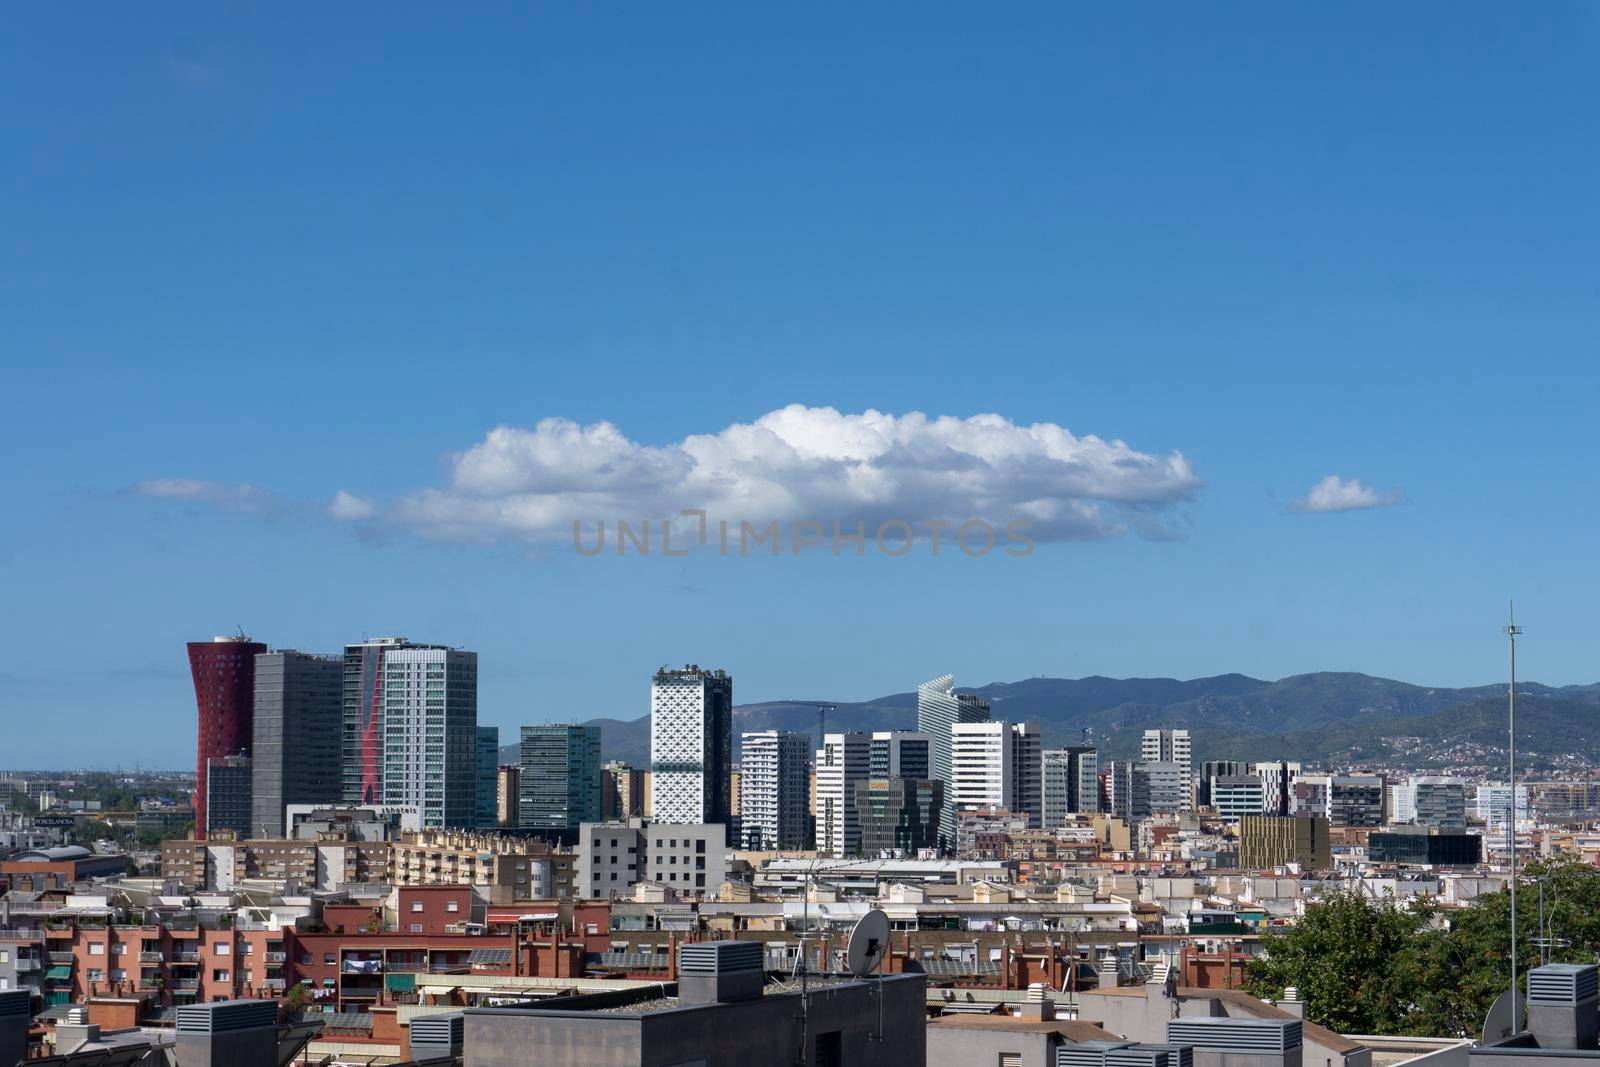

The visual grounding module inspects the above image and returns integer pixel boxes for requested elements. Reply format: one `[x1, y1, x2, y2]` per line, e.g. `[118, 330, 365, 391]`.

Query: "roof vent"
[409, 1013, 464, 1058]
[678, 940, 766, 1005]
[1528, 964, 1600, 1006]
[1167, 1018, 1302, 1052]
[0, 991, 29, 1019]
[176, 1000, 280, 1034]
[61, 1006, 89, 1025]
[1058, 1040, 1137, 1067]
[1108, 1046, 1194, 1067]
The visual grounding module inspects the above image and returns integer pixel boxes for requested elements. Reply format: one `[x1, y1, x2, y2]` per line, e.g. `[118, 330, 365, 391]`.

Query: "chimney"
[1020, 983, 1056, 1021]
[1166, 1017, 1302, 1067]
[677, 941, 765, 1005]
[0, 991, 31, 1067]
[408, 1013, 464, 1059]
[1527, 963, 1600, 1050]
[175, 999, 280, 1067]
[1276, 988, 1304, 1019]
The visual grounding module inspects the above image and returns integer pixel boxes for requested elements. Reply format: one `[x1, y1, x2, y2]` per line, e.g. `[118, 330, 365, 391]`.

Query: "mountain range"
[500, 672, 1600, 772]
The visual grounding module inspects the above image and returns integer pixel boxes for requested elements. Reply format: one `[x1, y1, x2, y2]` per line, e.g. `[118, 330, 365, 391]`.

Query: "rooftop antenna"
[1505, 600, 1523, 1034]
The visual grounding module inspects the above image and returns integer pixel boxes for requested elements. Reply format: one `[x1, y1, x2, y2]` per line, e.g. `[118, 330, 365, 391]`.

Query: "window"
[87, 969, 104, 982]
[214, 944, 231, 956]
[89, 944, 105, 955]
[410, 923, 423, 934]
[999, 1055, 1023, 1067]
[446, 900, 459, 912]
[111, 943, 127, 955]
[323, 953, 336, 965]
[411, 901, 424, 912]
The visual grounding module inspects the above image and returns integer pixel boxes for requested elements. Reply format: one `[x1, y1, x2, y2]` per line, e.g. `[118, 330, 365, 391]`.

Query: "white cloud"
[131, 479, 279, 514]
[1290, 474, 1406, 514]
[335, 404, 1201, 545]
[327, 490, 377, 521]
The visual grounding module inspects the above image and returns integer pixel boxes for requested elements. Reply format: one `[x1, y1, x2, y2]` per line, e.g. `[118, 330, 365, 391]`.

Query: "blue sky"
[4, 4, 1597, 769]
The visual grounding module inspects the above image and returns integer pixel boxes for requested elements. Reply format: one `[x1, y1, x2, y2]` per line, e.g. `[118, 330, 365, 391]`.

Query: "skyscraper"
[376, 644, 478, 828]
[739, 730, 812, 850]
[251, 649, 343, 838]
[1140, 729, 1193, 810]
[815, 732, 871, 857]
[649, 665, 733, 828]
[950, 721, 1041, 827]
[1041, 745, 1099, 827]
[916, 674, 990, 831]
[476, 726, 500, 829]
[342, 637, 451, 805]
[519, 724, 603, 835]
[188, 633, 267, 840]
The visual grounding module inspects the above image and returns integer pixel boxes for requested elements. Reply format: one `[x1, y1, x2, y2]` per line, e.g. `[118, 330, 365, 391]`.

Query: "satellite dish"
[1482, 988, 1517, 1044]
[846, 909, 891, 977]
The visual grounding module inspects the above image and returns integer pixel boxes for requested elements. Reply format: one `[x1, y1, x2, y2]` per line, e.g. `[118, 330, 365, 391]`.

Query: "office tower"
[869, 732, 933, 779]
[475, 726, 500, 828]
[738, 731, 811, 851]
[376, 644, 479, 828]
[1140, 729, 1192, 810]
[1409, 777, 1467, 834]
[342, 636, 455, 805]
[1295, 774, 1384, 828]
[1240, 814, 1331, 869]
[1199, 759, 1249, 806]
[188, 633, 267, 839]
[650, 665, 734, 828]
[204, 755, 253, 837]
[496, 765, 521, 827]
[856, 777, 944, 857]
[1143, 761, 1188, 814]
[519, 724, 603, 835]
[950, 722, 1041, 827]
[815, 732, 871, 857]
[916, 674, 990, 831]
[251, 649, 343, 838]
[1041, 745, 1099, 827]
[1251, 760, 1303, 816]
[1106, 760, 1151, 821]
[1211, 775, 1266, 821]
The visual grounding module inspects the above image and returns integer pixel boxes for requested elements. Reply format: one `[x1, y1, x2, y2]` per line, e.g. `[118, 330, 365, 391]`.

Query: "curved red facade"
[188, 636, 266, 839]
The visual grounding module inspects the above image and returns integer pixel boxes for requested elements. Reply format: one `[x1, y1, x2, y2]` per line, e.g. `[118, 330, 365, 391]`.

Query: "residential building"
[1143, 760, 1188, 815]
[649, 665, 734, 830]
[476, 726, 500, 828]
[1140, 729, 1193, 810]
[1251, 760, 1303, 817]
[815, 732, 871, 857]
[203, 756, 252, 838]
[856, 777, 944, 857]
[1411, 777, 1469, 834]
[341, 636, 465, 808]
[1294, 774, 1385, 828]
[496, 765, 520, 827]
[393, 828, 574, 901]
[916, 674, 991, 833]
[1106, 760, 1150, 822]
[1199, 760, 1249, 806]
[376, 644, 479, 828]
[1041, 745, 1098, 828]
[575, 820, 728, 899]
[869, 731, 933, 778]
[1211, 775, 1266, 821]
[738, 731, 811, 851]
[519, 724, 602, 836]
[250, 650, 343, 838]
[1239, 814, 1331, 869]
[188, 633, 267, 839]
[603, 761, 647, 819]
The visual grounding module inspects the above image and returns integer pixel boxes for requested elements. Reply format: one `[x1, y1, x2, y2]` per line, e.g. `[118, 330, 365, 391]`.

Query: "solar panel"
[467, 949, 512, 966]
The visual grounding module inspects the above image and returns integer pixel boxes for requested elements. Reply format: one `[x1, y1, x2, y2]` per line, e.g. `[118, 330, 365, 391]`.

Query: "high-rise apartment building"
[1295, 774, 1385, 828]
[950, 722, 1041, 827]
[916, 674, 990, 831]
[1139, 729, 1192, 810]
[1199, 760, 1249, 806]
[1106, 760, 1151, 822]
[739, 731, 812, 851]
[1041, 746, 1099, 827]
[475, 727, 500, 828]
[1211, 775, 1266, 821]
[518, 724, 602, 835]
[342, 637, 455, 805]
[1143, 761, 1189, 814]
[496, 765, 520, 827]
[188, 633, 267, 840]
[602, 761, 646, 819]
[815, 732, 871, 857]
[1410, 777, 1468, 834]
[649, 665, 733, 830]
[251, 650, 343, 838]
[377, 645, 479, 828]
[869, 732, 933, 779]
[1250, 760, 1302, 816]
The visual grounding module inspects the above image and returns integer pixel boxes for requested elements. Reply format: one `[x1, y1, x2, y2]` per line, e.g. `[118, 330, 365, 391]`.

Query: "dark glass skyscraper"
[519, 724, 602, 835]
[252, 650, 343, 837]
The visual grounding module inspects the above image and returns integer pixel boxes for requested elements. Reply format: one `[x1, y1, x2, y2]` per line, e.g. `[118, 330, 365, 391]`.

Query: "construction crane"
[782, 700, 838, 748]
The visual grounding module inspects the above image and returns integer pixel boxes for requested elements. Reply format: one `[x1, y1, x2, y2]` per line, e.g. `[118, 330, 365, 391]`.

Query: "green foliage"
[1248, 858, 1600, 1038]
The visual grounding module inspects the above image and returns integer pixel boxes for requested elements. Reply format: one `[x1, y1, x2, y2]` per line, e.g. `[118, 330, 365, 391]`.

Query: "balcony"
[264, 951, 287, 964]
[173, 979, 199, 992]
[260, 979, 287, 991]
[15, 958, 41, 973]
[173, 952, 201, 964]
[48, 952, 75, 965]
[139, 951, 165, 963]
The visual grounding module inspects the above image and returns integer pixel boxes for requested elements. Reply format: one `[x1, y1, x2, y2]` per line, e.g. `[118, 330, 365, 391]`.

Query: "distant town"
[1, 633, 1594, 1067]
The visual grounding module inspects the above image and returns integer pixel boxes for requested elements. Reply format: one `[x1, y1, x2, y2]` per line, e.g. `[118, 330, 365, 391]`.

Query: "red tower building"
[188, 634, 266, 839]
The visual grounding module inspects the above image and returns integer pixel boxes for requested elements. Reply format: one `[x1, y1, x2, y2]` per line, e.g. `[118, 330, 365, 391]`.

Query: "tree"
[1246, 886, 1431, 1036]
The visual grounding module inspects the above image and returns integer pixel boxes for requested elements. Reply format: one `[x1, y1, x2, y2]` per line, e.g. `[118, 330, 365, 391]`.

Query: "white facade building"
[951, 722, 1042, 827]
[1211, 775, 1266, 821]
[378, 646, 478, 829]
[738, 730, 811, 851]
[649, 665, 734, 827]
[815, 732, 871, 858]
[916, 674, 990, 830]
[576, 819, 729, 899]
[1140, 730, 1193, 810]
